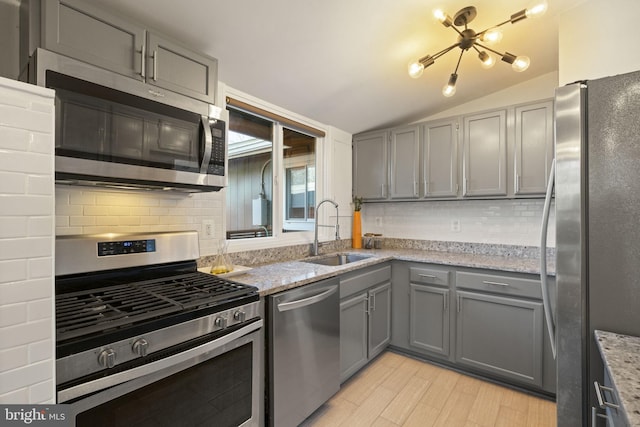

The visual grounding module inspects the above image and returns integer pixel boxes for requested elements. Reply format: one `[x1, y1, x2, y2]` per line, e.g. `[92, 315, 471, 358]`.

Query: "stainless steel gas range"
[54, 231, 262, 426]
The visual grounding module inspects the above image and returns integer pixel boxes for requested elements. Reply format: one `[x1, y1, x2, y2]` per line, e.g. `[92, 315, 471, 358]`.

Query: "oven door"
[61, 320, 263, 427]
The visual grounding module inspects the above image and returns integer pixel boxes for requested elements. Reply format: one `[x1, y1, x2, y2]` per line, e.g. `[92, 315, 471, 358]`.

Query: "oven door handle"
[58, 319, 263, 403]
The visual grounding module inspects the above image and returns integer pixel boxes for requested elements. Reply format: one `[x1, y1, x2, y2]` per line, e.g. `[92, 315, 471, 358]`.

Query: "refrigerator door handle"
[540, 158, 557, 359]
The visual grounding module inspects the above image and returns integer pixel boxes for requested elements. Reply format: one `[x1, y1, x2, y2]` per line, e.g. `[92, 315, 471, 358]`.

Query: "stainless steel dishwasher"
[268, 277, 340, 427]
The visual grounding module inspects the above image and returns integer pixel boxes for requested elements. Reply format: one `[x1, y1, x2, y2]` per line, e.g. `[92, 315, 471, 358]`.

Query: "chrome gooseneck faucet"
[312, 199, 339, 256]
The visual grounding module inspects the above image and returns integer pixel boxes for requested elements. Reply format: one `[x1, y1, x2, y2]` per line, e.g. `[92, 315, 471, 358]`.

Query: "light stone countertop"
[226, 247, 555, 296]
[595, 330, 640, 426]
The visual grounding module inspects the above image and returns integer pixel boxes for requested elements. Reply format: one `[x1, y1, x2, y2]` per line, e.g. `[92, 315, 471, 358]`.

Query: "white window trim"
[222, 85, 333, 254]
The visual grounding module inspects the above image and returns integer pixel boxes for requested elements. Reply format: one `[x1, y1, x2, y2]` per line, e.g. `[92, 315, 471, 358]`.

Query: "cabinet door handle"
[516, 175, 521, 193]
[140, 43, 146, 78]
[370, 292, 376, 311]
[591, 407, 610, 427]
[594, 381, 619, 409]
[443, 295, 448, 311]
[152, 50, 158, 81]
[424, 180, 428, 195]
[482, 280, 510, 287]
[418, 273, 437, 279]
[456, 295, 461, 313]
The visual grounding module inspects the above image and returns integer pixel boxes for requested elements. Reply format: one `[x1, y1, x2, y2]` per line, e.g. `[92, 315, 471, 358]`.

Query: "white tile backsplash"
[361, 199, 555, 247]
[55, 186, 226, 256]
[0, 77, 55, 404]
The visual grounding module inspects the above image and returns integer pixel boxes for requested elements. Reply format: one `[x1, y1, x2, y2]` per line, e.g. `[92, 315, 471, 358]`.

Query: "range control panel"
[97, 239, 156, 256]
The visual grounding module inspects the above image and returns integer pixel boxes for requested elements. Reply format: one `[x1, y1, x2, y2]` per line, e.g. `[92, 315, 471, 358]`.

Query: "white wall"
[419, 71, 558, 122]
[0, 77, 55, 404]
[559, 0, 640, 84]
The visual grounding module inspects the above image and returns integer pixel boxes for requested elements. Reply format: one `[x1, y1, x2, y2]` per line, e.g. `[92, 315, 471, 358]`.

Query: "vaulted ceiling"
[93, 0, 585, 134]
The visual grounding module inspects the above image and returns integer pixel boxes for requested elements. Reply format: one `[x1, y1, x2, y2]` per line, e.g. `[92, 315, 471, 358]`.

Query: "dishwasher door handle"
[277, 286, 338, 312]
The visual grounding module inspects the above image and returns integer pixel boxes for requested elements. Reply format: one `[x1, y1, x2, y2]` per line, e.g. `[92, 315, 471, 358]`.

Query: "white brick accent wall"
[0, 77, 55, 404]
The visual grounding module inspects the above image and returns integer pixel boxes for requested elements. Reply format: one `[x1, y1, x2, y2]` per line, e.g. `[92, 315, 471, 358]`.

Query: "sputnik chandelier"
[408, 2, 548, 97]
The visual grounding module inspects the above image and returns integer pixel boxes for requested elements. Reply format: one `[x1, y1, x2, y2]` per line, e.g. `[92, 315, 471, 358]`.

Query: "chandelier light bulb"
[478, 51, 495, 69]
[525, 1, 548, 18]
[512, 55, 531, 72]
[433, 9, 453, 27]
[408, 61, 425, 78]
[442, 73, 458, 97]
[480, 28, 503, 44]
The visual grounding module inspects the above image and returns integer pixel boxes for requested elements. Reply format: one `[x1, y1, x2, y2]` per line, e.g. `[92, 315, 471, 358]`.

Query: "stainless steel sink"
[303, 253, 372, 266]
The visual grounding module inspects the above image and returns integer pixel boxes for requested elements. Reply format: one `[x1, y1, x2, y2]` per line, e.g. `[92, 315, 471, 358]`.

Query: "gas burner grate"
[56, 272, 257, 342]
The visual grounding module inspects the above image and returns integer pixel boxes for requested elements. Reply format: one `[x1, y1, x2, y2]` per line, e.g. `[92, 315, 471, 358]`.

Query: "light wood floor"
[301, 351, 557, 427]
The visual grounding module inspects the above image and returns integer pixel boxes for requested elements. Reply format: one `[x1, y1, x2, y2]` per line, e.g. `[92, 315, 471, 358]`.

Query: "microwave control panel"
[208, 119, 226, 176]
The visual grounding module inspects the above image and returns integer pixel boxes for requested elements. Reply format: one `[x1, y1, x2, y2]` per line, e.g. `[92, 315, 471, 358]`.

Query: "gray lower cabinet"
[340, 293, 369, 381]
[410, 284, 450, 357]
[339, 264, 392, 382]
[390, 261, 556, 394]
[33, 0, 218, 103]
[455, 290, 544, 388]
[408, 266, 451, 358]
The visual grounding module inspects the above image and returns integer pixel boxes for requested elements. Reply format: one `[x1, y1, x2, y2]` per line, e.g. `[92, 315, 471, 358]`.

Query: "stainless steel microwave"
[23, 48, 226, 192]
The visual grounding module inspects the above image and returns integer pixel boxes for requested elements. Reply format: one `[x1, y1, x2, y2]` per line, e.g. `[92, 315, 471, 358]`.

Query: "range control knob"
[214, 316, 228, 329]
[233, 310, 246, 322]
[132, 338, 149, 357]
[98, 348, 116, 369]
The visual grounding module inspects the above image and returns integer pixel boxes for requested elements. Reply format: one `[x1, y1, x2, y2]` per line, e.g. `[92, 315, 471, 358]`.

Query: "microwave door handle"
[200, 116, 213, 174]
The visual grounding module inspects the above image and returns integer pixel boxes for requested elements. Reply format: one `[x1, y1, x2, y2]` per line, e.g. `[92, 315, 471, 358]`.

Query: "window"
[226, 106, 318, 239]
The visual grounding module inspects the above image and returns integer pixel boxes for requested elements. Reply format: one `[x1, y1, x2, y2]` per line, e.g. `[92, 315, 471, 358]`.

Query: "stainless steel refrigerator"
[544, 71, 640, 426]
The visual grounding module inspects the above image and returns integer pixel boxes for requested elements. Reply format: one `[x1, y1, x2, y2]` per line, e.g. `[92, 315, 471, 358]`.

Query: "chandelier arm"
[476, 16, 518, 38]
[474, 42, 505, 57]
[452, 49, 465, 75]
[431, 43, 461, 61]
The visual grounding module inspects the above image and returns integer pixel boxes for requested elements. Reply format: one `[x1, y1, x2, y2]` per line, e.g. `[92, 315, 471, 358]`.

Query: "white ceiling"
[91, 0, 584, 134]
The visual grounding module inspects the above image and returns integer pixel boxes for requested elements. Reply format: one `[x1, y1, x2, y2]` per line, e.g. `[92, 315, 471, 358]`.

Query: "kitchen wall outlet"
[203, 220, 214, 237]
[375, 217, 383, 226]
[450, 219, 461, 232]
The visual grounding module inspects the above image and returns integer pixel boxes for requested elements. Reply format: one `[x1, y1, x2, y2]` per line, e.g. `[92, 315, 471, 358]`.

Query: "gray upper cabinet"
[514, 100, 554, 195]
[389, 126, 420, 199]
[353, 131, 388, 200]
[38, 0, 218, 103]
[463, 109, 507, 197]
[422, 119, 459, 198]
[42, 0, 145, 80]
[145, 32, 218, 103]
